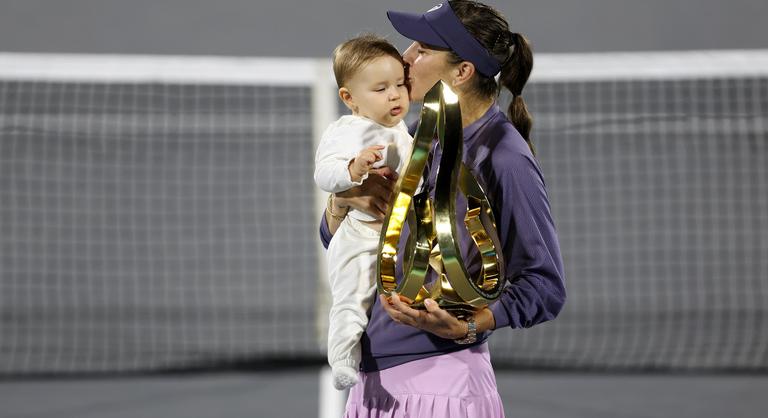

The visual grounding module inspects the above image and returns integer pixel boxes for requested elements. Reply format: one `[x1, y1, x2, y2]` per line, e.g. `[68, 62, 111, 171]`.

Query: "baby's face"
[345, 55, 410, 127]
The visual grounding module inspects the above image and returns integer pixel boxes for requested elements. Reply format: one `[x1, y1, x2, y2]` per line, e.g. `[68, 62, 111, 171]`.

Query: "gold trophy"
[376, 81, 506, 319]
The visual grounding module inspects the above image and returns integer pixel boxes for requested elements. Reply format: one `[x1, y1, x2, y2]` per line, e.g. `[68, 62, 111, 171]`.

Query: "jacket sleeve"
[487, 145, 566, 329]
[319, 212, 333, 249]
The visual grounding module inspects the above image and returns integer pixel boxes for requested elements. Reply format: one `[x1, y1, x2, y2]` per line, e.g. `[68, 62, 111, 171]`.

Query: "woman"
[320, 1, 566, 416]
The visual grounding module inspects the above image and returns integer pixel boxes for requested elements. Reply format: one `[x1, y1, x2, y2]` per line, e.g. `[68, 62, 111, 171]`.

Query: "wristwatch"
[453, 316, 477, 345]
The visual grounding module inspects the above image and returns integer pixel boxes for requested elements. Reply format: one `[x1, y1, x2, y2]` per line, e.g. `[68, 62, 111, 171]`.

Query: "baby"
[314, 34, 412, 390]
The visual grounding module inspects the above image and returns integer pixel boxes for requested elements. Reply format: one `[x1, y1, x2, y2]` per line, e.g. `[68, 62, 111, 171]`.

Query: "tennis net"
[1, 50, 767, 374]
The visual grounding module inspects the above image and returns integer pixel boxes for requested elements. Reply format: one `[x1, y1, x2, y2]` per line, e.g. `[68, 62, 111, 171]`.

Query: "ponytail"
[446, 1, 536, 155]
[500, 33, 535, 155]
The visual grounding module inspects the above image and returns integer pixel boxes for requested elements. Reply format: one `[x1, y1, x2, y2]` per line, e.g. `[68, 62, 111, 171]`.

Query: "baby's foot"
[332, 365, 359, 390]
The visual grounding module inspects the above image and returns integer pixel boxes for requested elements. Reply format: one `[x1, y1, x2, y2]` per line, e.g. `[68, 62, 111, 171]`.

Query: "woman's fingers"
[423, 299, 452, 322]
[370, 166, 398, 181]
[423, 298, 445, 317]
[379, 294, 418, 327]
[365, 175, 395, 218]
[390, 293, 425, 323]
[389, 293, 420, 317]
[396, 293, 414, 304]
[372, 202, 386, 219]
[423, 299, 463, 339]
[334, 171, 395, 218]
[379, 294, 464, 339]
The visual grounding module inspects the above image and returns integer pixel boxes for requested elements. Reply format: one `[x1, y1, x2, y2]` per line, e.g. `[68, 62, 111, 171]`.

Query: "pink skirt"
[344, 343, 505, 418]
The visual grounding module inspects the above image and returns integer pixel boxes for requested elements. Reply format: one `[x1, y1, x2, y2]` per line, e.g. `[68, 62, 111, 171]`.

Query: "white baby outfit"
[314, 115, 412, 390]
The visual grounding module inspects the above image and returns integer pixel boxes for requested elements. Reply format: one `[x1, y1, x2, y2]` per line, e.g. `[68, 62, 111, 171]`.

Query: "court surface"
[2, 368, 766, 418]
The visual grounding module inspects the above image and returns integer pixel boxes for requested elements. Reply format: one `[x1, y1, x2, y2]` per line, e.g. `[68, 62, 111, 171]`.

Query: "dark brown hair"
[332, 34, 405, 89]
[447, 0, 535, 155]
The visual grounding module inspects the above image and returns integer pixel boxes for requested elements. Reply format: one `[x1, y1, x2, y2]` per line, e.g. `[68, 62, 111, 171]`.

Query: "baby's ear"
[338, 87, 356, 112]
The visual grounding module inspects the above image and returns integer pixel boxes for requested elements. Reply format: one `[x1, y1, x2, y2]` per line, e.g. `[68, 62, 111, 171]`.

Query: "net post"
[311, 57, 347, 418]
[311, 57, 337, 351]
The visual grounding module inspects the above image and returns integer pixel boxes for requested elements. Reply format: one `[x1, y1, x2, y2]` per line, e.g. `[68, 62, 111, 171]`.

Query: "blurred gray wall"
[1, 0, 767, 57]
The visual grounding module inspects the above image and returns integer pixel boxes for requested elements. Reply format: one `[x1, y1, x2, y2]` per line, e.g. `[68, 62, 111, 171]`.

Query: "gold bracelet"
[326, 194, 349, 222]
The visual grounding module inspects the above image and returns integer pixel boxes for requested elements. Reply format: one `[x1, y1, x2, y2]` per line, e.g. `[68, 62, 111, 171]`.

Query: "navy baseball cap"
[387, 1, 503, 77]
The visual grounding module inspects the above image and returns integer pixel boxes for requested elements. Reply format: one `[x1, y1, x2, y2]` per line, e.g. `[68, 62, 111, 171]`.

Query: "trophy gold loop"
[376, 81, 506, 318]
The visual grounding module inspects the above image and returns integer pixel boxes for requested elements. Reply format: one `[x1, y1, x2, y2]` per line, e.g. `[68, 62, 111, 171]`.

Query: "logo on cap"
[427, 3, 443, 13]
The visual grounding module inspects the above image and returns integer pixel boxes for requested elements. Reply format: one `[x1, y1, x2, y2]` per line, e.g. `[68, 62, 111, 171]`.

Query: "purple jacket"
[319, 104, 566, 372]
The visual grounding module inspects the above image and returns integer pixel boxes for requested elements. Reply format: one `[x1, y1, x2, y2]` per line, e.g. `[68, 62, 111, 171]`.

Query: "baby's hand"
[349, 145, 384, 181]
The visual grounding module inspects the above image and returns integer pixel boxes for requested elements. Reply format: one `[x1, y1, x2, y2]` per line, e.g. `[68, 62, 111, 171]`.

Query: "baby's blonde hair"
[332, 34, 404, 89]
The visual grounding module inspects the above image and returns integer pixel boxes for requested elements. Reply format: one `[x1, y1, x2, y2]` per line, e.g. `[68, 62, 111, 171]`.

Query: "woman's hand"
[380, 292, 497, 339]
[379, 293, 467, 340]
[335, 166, 398, 220]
